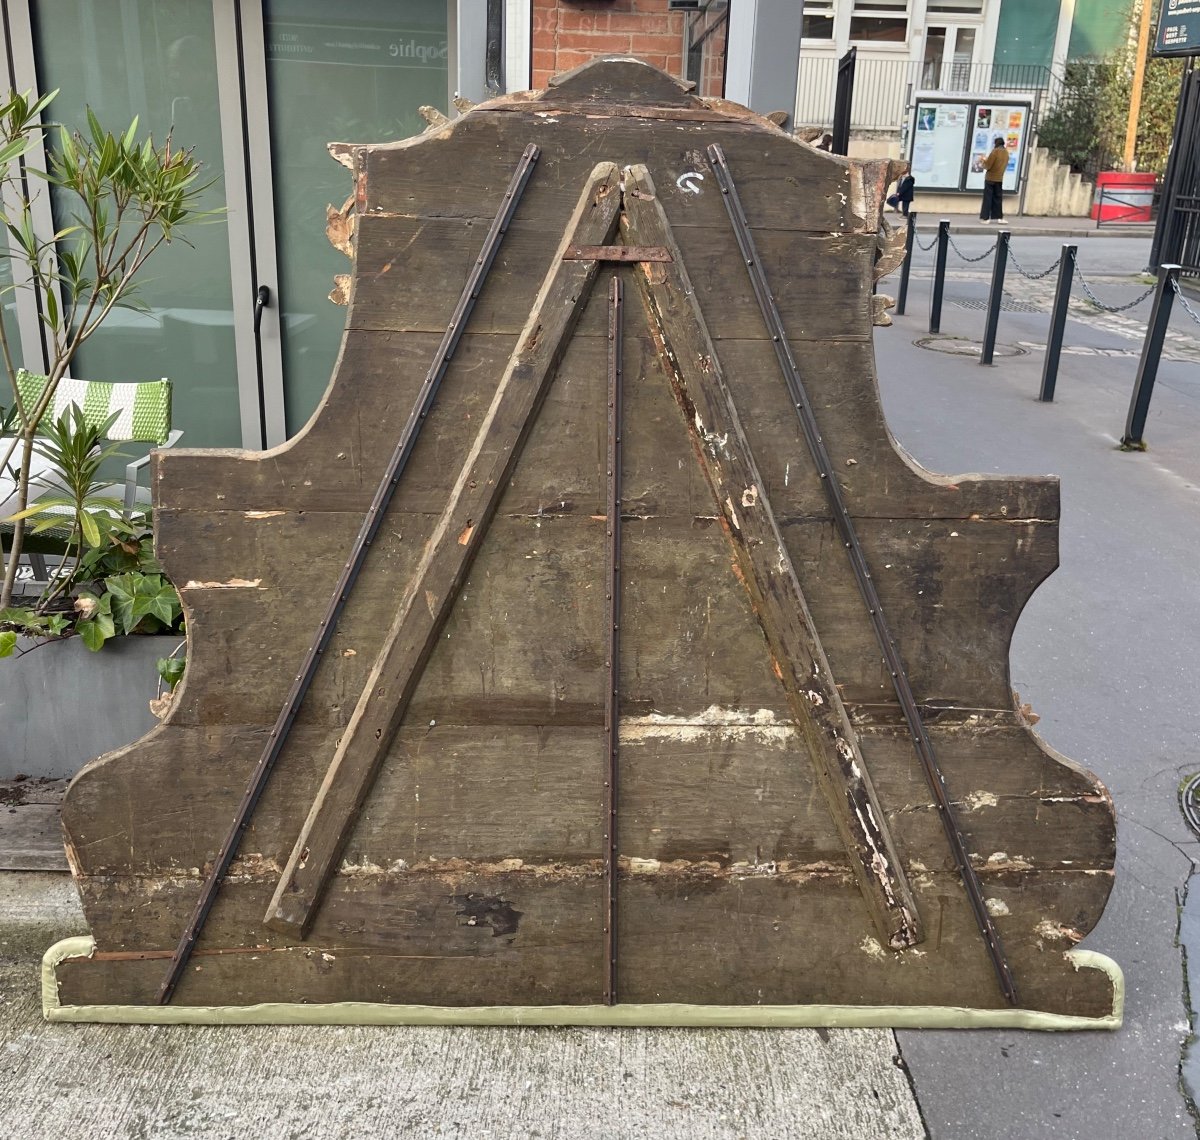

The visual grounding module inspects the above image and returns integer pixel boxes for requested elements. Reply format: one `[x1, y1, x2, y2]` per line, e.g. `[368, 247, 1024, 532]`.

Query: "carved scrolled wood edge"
[419, 105, 451, 129]
[326, 193, 357, 306]
[873, 293, 897, 327]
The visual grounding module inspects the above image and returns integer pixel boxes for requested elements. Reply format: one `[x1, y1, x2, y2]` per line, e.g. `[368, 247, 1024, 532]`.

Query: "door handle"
[254, 285, 270, 333]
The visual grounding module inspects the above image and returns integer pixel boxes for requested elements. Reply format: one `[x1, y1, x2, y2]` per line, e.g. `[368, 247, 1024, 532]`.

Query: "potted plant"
[0, 89, 207, 778]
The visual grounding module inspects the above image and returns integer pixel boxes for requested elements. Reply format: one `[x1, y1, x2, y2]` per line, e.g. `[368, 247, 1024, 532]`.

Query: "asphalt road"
[877, 232, 1200, 1139]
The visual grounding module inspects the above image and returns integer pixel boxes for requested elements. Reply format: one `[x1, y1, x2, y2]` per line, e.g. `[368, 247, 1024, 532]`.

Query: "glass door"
[9, 0, 451, 452]
[253, 0, 450, 439]
[26, 0, 245, 450]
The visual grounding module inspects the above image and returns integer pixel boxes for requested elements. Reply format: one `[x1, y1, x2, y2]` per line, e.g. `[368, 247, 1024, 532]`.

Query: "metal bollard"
[1039, 245, 1076, 402]
[896, 212, 917, 316]
[980, 230, 1010, 365]
[1122, 263, 1182, 449]
[929, 219, 950, 334]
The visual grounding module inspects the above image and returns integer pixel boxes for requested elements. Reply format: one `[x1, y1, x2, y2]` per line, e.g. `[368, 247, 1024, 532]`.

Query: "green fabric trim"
[14, 369, 46, 413]
[42, 937, 1123, 1031]
[81, 381, 113, 427]
[131, 381, 170, 445]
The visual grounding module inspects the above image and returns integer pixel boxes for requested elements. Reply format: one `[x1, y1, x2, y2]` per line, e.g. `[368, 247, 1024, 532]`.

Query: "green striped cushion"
[15, 369, 171, 445]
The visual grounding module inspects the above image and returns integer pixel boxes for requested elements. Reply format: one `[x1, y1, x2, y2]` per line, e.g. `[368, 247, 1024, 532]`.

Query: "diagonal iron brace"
[155, 144, 542, 1004]
[706, 142, 1018, 1006]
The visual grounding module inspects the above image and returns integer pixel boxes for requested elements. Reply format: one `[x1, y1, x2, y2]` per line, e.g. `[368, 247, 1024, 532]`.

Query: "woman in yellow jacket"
[980, 137, 1009, 224]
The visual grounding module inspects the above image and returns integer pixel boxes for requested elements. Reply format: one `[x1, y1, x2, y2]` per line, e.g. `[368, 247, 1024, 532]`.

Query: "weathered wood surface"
[623, 164, 920, 951]
[55, 59, 1116, 1016]
[0, 778, 68, 871]
[265, 163, 623, 938]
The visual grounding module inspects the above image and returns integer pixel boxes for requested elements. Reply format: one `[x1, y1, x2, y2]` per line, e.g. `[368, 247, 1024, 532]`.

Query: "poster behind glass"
[910, 101, 970, 189]
[963, 104, 1028, 193]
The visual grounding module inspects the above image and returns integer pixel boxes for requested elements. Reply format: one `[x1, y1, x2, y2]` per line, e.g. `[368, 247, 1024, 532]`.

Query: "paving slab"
[0, 874, 926, 1140]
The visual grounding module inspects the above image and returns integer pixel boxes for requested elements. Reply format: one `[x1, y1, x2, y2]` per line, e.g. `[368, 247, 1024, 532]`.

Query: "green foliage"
[1135, 52, 1185, 174]
[0, 404, 184, 656]
[0, 88, 211, 609]
[1038, 3, 1185, 178]
[4, 404, 137, 550]
[156, 654, 186, 691]
[1038, 60, 1124, 175]
[0, 532, 184, 655]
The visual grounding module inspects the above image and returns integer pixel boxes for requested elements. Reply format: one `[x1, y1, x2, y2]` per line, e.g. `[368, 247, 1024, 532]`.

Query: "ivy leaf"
[0, 630, 16, 657]
[76, 611, 115, 651]
[104, 572, 180, 633]
[156, 655, 186, 690]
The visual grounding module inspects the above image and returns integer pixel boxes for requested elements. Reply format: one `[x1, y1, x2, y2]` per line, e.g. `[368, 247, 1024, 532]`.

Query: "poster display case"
[909, 98, 1030, 194]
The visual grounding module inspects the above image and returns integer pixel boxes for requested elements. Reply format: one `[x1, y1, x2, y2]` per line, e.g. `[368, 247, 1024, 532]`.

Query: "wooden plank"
[346, 218, 874, 340]
[0, 805, 67, 870]
[262, 163, 624, 939]
[156, 331, 1056, 523]
[622, 165, 923, 953]
[56, 868, 1114, 1016]
[361, 116, 874, 236]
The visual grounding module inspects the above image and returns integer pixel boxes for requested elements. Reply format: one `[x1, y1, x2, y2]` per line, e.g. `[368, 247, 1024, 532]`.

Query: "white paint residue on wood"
[962, 791, 999, 811]
[183, 578, 263, 589]
[621, 706, 795, 745]
[860, 936, 886, 960]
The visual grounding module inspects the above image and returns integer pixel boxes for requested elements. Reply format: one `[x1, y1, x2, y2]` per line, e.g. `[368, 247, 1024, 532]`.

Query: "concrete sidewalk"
[0, 874, 926, 1140]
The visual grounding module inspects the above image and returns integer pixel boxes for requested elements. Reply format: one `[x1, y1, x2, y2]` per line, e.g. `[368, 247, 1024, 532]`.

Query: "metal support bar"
[155, 144, 541, 1005]
[1122, 263, 1181, 448]
[1039, 245, 1076, 403]
[929, 220, 950, 335]
[896, 212, 916, 317]
[603, 274, 624, 1006]
[980, 230, 1010, 365]
[707, 143, 1018, 1006]
[565, 245, 672, 262]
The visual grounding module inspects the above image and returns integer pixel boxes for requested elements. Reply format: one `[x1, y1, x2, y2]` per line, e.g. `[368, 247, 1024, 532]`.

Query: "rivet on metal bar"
[706, 142, 1019, 1007]
[155, 143, 542, 1005]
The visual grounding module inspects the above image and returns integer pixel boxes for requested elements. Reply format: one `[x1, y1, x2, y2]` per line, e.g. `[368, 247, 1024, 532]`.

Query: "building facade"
[0, 0, 1135, 457]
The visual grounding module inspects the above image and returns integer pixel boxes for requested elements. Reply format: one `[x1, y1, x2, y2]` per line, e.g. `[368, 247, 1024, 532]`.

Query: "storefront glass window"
[263, 0, 449, 437]
[32, 0, 242, 449]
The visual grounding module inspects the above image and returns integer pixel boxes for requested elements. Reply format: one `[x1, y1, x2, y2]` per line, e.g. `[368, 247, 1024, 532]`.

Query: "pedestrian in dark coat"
[887, 174, 916, 216]
[980, 137, 1009, 224]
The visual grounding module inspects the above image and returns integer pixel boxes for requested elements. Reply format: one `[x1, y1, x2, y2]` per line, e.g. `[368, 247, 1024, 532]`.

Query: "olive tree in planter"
[0, 88, 209, 608]
[0, 90, 207, 776]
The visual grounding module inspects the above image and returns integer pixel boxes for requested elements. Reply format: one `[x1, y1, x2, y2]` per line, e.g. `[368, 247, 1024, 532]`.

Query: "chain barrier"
[1171, 278, 1200, 328]
[1007, 248, 1062, 281]
[915, 231, 939, 252]
[1072, 264, 1157, 313]
[947, 234, 997, 263]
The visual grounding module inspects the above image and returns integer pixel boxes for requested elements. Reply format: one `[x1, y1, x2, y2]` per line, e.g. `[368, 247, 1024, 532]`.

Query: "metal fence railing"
[794, 58, 1060, 134]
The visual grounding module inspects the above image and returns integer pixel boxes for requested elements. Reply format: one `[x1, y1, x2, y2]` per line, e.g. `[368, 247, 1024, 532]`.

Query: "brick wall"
[530, 0, 726, 96]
